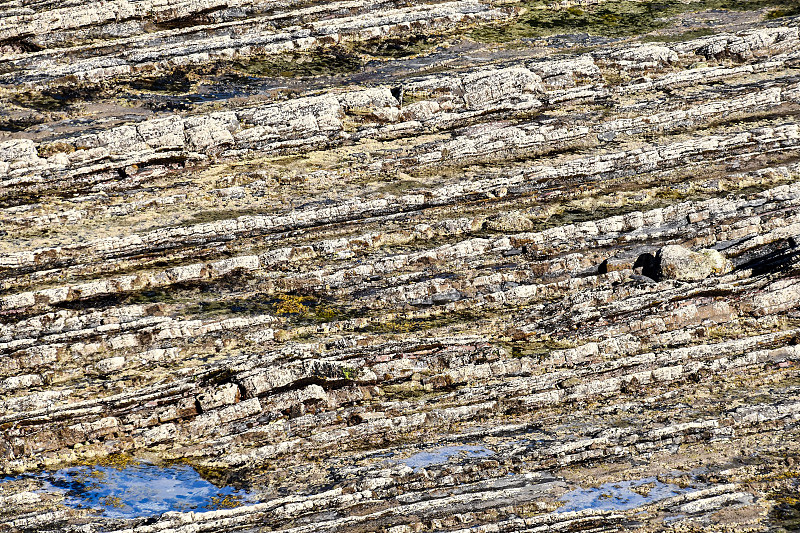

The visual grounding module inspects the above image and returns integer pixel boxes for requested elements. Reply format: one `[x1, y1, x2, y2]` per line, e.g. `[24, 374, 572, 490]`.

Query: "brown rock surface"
[1, 1, 800, 531]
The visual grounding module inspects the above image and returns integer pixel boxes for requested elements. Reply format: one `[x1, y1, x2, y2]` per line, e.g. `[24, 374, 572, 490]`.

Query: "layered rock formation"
[1, 0, 799, 531]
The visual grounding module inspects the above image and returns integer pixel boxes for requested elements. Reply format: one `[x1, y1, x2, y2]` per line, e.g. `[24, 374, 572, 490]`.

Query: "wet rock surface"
[1, 0, 800, 532]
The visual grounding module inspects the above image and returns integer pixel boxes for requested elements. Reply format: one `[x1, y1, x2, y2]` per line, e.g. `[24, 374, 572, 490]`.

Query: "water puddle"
[557, 477, 690, 513]
[1, 461, 255, 518]
[403, 445, 494, 471]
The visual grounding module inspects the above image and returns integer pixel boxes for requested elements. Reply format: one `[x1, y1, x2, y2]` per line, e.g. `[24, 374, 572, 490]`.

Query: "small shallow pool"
[557, 477, 691, 513]
[1, 461, 255, 518]
[402, 445, 494, 471]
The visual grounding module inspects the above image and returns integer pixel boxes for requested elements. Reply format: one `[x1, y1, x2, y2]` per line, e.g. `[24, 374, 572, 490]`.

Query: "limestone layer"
[1, 0, 800, 531]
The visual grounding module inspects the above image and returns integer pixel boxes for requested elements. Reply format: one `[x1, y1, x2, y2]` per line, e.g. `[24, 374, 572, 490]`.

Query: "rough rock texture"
[1, 0, 800, 532]
[654, 245, 733, 281]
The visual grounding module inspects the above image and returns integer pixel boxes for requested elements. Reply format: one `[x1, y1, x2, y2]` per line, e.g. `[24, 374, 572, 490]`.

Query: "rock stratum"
[1, 0, 800, 531]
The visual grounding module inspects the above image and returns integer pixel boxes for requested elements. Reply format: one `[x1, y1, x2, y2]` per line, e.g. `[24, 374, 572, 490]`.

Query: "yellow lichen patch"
[314, 306, 338, 321]
[94, 453, 138, 470]
[274, 294, 312, 315]
[99, 495, 125, 508]
[207, 495, 245, 510]
[37, 141, 75, 158]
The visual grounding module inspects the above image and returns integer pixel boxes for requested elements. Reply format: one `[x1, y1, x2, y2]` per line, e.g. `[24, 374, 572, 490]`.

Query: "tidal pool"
[403, 445, 494, 471]
[1, 461, 254, 518]
[557, 477, 690, 513]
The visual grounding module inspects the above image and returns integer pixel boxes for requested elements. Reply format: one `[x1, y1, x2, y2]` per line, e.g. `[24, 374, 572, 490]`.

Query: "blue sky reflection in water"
[402, 445, 494, 471]
[4, 462, 254, 518]
[557, 477, 691, 513]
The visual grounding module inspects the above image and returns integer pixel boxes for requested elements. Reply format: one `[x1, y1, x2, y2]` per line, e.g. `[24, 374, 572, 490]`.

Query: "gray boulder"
[655, 245, 732, 281]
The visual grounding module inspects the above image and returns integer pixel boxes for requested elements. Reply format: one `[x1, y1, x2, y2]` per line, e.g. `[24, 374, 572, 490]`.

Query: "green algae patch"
[127, 71, 195, 95]
[641, 28, 716, 43]
[11, 91, 66, 112]
[469, 0, 800, 43]
[365, 310, 484, 335]
[124, 289, 179, 306]
[6, 85, 101, 113]
[232, 48, 363, 78]
[189, 293, 359, 325]
[767, 475, 800, 532]
[508, 337, 576, 360]
[352, 34, 443, 59]
[272, 294, 360, 324]
[191, 298, 274, 317]
[766, 5, 800, 18]
[0, 113, 47, 132]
